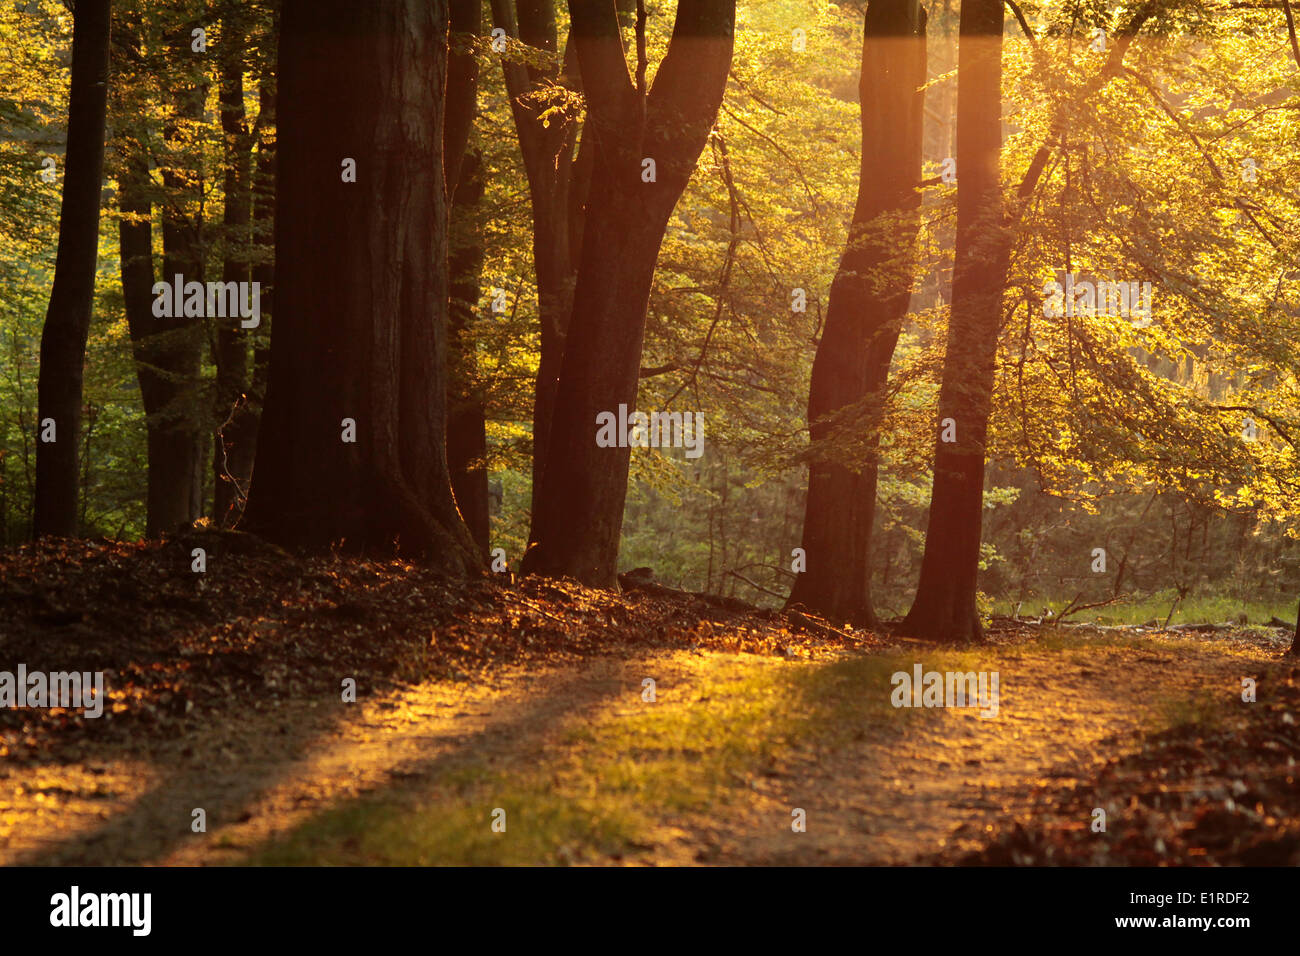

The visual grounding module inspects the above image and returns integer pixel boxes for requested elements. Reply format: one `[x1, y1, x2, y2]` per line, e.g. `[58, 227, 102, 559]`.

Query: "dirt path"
[687, 640, 1258, 864]
[2, 659, 640, 865]
[1, 632, 1275, 865]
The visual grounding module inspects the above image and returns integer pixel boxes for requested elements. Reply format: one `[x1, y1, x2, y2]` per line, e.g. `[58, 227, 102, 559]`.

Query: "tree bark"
[521, 0, 735, 585]
[487, 0, 586, 529]
[213, 7, 257, 527]
[787, 0, 927, 627]
[447, 149, 491, 555]
[250, 67, 275, 429]
[242, 0, 479, 570]
[444, 0, 488, 555]
[902, 0, 1006, 642]
[1291, 595, 1299, 655]
[34, 0, 112, 539]
[148, 20, 208, 535]
[111, 17, 168, 540]
[445, 0, 480, 198]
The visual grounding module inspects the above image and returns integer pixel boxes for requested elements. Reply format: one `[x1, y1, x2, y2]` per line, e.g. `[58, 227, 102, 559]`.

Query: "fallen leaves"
[0, 534, 879, 765]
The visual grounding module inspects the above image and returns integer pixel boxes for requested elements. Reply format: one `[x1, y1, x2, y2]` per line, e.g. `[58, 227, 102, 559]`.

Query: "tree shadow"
[10, 655, 643, 866]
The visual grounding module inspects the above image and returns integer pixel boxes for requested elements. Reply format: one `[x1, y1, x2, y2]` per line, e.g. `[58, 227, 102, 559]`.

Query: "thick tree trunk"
[34, 0, 112, 539]
[445, 0, 480, 198]
[447, 149, 490, 555]
[902, 0, 1007, 642]
[521, 0, 735, 585]
[242, 0, 479, 570]
[787, 0, 927, 627]
[213, 9, 257, 527]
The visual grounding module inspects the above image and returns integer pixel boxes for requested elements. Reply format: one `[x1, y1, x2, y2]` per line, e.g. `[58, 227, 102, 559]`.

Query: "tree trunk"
[487, 0, 585, 529]
[242, 0, 479, 570]
[213, 7, 257, 527]
[447, 149, 490, 555]
[444, 0, 480, 198]
[787, 0, 927, 627]
[444, 0, 488, 555]
[150, 22, 208, 535]
[250, 68, 275, 428]
[111, 20, 166, 540]
[1291, 595, 1299, 655]
[520, 0, 735, 586]
[33, 0, 112, 539]
[902, 0, 1006, 642]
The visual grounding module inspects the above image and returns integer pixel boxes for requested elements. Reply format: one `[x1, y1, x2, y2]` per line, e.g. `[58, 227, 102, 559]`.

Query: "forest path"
[2, 630, 1275, 865]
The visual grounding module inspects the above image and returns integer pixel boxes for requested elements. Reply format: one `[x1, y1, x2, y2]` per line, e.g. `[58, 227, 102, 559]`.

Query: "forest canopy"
[2, 0, 1299, 644]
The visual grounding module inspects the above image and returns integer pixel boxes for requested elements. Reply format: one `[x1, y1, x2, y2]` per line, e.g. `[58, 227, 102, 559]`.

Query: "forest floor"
[1, 534, 1298, 866]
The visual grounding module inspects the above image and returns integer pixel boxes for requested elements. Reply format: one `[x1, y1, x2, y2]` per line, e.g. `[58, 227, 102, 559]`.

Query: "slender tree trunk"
[111, 19, 167, 540]
[487, 0, 585, 530]
[213, 8, 256, 526]
[34, 0, 112, 538]
[521, 0, 736, 586]
[902, 0, 1006, 642]
[444, 0, 488, 554]
[787, 0, 927, 626]
[148, 23, 208, 535]
[447, 149, 490, 555]
[898, 2, 1151, 638]
[242, 0, 479, 570]
[117, 153, 166, 498]
[1291, 595, 1299, 655]
[250, 69, 275, 422]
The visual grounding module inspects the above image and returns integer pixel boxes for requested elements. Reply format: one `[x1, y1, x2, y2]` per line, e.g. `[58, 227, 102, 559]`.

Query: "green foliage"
[2, 0, 1298, 622]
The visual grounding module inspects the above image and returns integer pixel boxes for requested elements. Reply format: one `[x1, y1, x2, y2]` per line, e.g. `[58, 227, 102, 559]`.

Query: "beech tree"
[446, 0, 481, 198]
[897, 0, 1005, 641]
[787, 0, 927, 626]
[445, 0, 490, 555]
[448, 149, 490, 555]
[9, 0, 1298, 631]
[112, 3, 255, 537]
[33, 0, 112, 538]
[212, 5, 257, 527]
[151, 16, 210, 533]
[903, 1, 1154, 641]
[242, 0, 479, 569]
[487, 0, 590, 529]
[522, 0, 736, 585]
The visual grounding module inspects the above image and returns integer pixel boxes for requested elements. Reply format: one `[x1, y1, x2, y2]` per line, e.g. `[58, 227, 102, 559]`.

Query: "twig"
[1055, 595, 1123, 622]
[725, 570, 785, 600]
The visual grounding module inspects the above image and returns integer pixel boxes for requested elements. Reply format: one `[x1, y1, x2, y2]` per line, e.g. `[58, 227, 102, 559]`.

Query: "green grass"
[1031, 628, 1181, 656]
[248, 649, 998, 865]
[1147, 692, 1236, 734]
[993, 592, 1295, 627]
